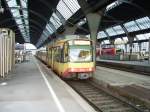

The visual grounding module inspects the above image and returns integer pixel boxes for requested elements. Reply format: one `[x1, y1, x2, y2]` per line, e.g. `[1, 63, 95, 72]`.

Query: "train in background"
[96, 47, 124, 57]
[36, 35, 95, 79]
[96, 47, 128, 60]
[96, 46, 145, 61]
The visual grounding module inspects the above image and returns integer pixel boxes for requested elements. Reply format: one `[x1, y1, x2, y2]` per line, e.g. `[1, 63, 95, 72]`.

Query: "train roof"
[47, 35, 91, 48]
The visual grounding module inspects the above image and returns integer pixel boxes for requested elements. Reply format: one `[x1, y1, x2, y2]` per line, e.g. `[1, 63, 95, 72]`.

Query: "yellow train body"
[37, 37, 95, 79]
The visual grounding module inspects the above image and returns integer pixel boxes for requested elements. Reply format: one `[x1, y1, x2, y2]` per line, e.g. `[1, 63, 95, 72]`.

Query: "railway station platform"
[0, 57, 95, 112]
[97, 59, 150, 67]
[93, 66, 150, 109]
[97, 59, 150, 74]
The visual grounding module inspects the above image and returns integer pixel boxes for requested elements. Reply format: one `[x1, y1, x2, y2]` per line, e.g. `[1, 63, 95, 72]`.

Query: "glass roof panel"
[124, 21, 140, 32]
[97, 31, 107, 39]
[50, 13, 62, 29]
[136, 17, 150, 30]
[106, 27, 117, 36]
[57, 0, 73, 20]
[18, 25, 25, 29]
[20, 0, 27, 8]
[113, 25, 125, 34]
[37, 0, 81, 47]
[11, 9, 18, 13]
[45, 24, 53, 34]
[50, 17, 60, 29]
[16, 19, 22, 24]
[62, 0, 80, 13]
[23, 11, 28, 18]
[7, 0, 17, 7]
[52, 13, 62, 24]
[44, 30, 50, 36]
[6, 0, 29, 42]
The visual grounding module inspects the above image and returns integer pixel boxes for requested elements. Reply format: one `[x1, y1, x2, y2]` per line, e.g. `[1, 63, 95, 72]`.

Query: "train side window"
[54, 48, 57, 61]
[63, 42, 69, 62]
[60, 48, 63, 63]
[54, 47, 61, 62]
[49, 48, 52, 59]
[53, 48, 57, 61]
[57, 47, 61, 62]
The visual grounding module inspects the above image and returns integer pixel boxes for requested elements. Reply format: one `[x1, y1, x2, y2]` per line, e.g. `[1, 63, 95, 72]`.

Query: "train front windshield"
[69, 45, 92, 62]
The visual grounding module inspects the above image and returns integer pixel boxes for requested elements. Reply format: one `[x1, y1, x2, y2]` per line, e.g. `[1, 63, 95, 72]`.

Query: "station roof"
[0, 0, 150, 47]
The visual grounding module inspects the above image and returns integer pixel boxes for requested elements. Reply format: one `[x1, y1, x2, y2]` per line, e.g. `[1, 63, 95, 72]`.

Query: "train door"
[61, 42, 69, 75]
[46, 48, 48, 63]
[50, 48, 53, 67]
[47, 47, 52, 67]
[52, 47, 57, 70]
[53, 46, 62, 72]
[50, 47, 54, 69]
[55, 47, 62, 74]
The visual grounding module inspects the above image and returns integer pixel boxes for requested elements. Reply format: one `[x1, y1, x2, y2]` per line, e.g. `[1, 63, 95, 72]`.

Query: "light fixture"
[0, 0, 4, 13]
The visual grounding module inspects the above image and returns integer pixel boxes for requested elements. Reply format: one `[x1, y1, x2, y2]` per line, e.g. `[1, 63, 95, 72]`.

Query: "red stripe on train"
[63, 67, 95, 76]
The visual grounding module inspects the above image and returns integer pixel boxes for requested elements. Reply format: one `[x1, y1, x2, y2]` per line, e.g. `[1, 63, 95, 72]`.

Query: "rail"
[66, 80, 145, 112]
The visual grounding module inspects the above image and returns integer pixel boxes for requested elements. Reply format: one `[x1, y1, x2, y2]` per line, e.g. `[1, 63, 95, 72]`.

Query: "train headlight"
[88, 68, 92, 71]
[70, 68, 75, 72]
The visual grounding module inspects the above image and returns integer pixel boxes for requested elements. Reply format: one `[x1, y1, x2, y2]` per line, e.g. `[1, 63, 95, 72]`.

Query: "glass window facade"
[57, 0, 80, 20]
[97, 31, 107, 39]
[106, 27, 117, 36]
[113, 25, 125, 35]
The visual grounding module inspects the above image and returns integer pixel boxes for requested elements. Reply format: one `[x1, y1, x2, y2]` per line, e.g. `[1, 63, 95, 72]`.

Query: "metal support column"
[128, 35, 134, 61]
[138, 42, 142, 58]
[104, 30, 111, 42]
[86, 13, 101, 67]
[97, 41, 102, 59]
[62, 13, 101, 65]
[110, 39, 115, 47]
[125, 44, 127, 53]
[77, 0, 102, 69]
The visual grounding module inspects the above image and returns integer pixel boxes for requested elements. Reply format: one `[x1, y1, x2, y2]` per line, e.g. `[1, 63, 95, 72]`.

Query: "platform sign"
[74, 40, 91, 45]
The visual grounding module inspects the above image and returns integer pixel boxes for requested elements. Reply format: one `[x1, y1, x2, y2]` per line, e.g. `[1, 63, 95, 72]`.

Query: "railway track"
[66, 80, 143, 112]
[37, 57, 148, 111]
